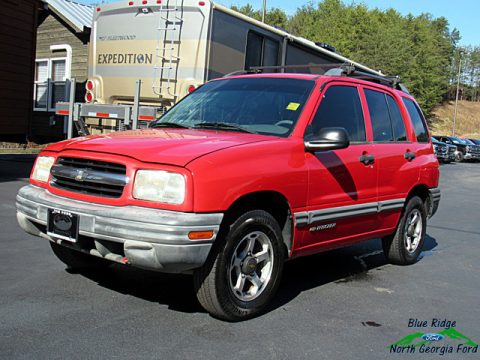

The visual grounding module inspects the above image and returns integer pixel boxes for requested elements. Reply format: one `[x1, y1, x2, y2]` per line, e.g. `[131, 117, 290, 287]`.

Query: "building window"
[34, 58, 67, 111]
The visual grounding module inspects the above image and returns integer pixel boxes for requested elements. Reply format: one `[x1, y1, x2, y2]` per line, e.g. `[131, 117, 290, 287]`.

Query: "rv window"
[263, 39, 279, 67]
[245, 32, 279, 70]
[245, 32, 263, 69]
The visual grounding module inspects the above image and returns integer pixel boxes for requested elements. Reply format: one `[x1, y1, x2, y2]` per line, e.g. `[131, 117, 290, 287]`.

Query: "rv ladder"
[153, 0, 183, 97]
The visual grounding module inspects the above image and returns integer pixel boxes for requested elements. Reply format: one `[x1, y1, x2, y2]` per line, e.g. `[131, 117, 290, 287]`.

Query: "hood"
[44, 129, 268, 167]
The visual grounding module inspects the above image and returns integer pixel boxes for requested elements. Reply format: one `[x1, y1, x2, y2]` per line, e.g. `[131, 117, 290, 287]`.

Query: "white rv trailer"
[56, 0, 384, 137]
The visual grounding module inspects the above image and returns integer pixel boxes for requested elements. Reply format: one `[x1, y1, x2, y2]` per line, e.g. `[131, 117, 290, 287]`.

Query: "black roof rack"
[224, 63, 410, 94]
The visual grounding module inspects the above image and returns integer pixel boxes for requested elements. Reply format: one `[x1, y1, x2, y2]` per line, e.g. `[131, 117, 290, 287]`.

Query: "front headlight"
[466, 146, 471, 152]
[31, 156, 55, 183]
[133, 170, 185, 204]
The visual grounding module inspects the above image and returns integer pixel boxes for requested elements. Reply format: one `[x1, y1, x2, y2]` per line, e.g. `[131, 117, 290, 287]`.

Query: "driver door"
[301, 84, 378, 250]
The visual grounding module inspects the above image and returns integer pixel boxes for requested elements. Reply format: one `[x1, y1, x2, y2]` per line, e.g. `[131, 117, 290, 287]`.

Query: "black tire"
[50, 242, 110, 269]
[194, 210, 285, 321]
[382, 196, 427, 265]
[455, 151, 464, 162]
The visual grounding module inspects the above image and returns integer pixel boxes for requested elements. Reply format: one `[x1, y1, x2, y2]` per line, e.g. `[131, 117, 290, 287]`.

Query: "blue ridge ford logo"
[422, 333, 445, 342]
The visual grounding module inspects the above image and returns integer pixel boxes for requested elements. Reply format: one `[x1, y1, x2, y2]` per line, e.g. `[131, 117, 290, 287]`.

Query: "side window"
[309, 86, 366, 142]
[364, 89, 393, 141]
[402, 98, 429, 143]
[245, 31, 279, 70]
[386, 95, 407, 141]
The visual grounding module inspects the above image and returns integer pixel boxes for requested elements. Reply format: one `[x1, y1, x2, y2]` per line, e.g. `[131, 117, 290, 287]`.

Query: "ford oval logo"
[422, 333, 444, 342]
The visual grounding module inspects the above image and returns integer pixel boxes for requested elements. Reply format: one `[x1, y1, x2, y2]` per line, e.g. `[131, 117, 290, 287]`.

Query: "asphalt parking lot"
[1, 155, 479, 359]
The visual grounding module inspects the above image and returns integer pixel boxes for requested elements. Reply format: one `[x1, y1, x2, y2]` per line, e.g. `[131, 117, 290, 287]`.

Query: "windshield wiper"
[193, 122, 256, 134]
[150, 122, 191, 129]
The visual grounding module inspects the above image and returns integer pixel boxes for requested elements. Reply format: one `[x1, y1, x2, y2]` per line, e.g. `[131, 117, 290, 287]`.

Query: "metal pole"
[262, 0, 266, 23]
[452, 53, 462, 137]
[67, 78, 76, 139]
[132, 79, 141, 130]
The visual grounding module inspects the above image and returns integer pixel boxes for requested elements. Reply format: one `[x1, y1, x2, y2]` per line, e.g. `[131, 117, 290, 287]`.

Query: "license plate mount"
[47, 209, 79, 243]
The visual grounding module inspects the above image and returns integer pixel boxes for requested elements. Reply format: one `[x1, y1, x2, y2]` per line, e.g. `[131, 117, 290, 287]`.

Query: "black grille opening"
[51, 157, 127, 198]
[57, 157, 126, 174]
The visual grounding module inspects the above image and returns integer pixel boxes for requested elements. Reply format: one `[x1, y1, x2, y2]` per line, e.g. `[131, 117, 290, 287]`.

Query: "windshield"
[151, 77, 315, 137]
[450, 137, 465, 145]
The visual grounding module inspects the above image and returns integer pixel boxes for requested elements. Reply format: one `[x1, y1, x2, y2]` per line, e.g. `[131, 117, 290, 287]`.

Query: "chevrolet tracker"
[16, 68, 441, 321]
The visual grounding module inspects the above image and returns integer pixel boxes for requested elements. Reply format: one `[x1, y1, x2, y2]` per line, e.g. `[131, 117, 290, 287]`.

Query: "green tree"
[231, 4, 287, 29]
[288, 0, 457, 114]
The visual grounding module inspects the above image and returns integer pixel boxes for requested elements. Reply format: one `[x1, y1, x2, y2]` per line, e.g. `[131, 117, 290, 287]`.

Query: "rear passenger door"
[362, 88, 419, 230]
[301, 84, 378, 249]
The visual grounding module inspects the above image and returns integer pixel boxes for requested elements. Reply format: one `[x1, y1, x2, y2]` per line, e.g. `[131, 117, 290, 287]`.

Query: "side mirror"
[304, 127, 350, 152]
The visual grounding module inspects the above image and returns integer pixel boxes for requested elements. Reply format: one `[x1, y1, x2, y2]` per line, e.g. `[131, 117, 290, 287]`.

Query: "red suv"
[16, 70, 440, 321]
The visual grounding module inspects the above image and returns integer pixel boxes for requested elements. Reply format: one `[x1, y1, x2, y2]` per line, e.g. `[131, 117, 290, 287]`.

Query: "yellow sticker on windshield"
[286, 102, 300, 111]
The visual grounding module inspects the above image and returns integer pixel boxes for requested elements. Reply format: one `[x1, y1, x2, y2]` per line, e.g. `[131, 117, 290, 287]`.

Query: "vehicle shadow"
[271, 234, 438, 313]
[0, 155, 36, 183]
[74, 235, 438, 317]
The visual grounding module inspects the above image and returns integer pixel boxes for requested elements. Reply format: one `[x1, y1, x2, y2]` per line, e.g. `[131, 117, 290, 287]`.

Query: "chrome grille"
[50, 157, 128, 198]
[469, 145, 480, 155]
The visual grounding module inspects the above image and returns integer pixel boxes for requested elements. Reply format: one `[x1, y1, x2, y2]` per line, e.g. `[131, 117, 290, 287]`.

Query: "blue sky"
[88, 0, 478, 45]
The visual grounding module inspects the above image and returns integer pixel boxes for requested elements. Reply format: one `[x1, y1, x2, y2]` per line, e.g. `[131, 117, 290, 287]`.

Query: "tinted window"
[365, 89, 393, 141]
[403, 98, 429, 143]
[450, 137, 465, 145]
[387, 95, 407, 141]
[154, 78, 314, 137]
[309, 86, 366, 142]
[245, 32, 279, 70]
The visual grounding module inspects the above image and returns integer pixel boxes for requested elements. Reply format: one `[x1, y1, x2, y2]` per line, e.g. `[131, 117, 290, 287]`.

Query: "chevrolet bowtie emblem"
[74, 170, 87, 182]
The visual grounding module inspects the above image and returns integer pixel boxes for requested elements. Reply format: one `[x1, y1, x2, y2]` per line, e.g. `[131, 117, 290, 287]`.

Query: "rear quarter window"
[402, 98, 429, 143]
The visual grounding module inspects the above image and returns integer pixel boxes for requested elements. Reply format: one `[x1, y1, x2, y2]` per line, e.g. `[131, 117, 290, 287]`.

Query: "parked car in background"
[467, 138, 480, 146]
[437, 136, 480, 162]
[431, 137, 455, 163]
[462, 139, 480, 162]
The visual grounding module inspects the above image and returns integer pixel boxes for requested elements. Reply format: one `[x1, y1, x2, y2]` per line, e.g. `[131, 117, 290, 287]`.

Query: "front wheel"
[194, 210, 285, 321]
[455, 151, 464, 162]
[382, 196, 427, 265]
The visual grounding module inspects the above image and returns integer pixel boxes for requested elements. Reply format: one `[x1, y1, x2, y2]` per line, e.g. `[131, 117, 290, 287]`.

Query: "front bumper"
[16, 185, 223, 273]
[436, 152, 449, 161]
[464, 152, 480, 160]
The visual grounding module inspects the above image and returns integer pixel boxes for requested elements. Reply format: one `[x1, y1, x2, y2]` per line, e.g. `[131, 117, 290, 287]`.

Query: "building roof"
[44, 0, 94, 33]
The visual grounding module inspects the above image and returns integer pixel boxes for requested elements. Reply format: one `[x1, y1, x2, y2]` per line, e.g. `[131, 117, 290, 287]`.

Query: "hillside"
[429, 100, 480, 138]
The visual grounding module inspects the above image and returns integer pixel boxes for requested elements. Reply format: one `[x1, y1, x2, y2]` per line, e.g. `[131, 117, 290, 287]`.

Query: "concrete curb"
[0, 148, 43, 154]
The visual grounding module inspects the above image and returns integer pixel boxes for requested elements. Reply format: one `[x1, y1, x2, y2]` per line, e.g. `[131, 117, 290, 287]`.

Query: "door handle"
[404, 151, 416, 161]
[359, 154, 375, 165]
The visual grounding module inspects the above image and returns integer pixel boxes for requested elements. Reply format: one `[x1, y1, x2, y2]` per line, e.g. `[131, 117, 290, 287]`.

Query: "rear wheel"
[382, 196, 427, 265]
[50, 242, 110, 269]
[194, 210, 284, 321]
